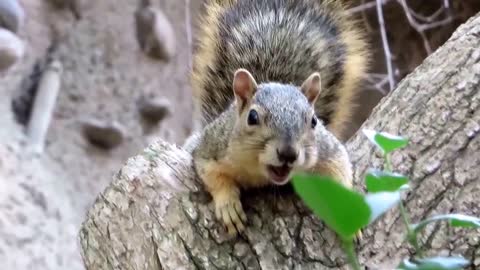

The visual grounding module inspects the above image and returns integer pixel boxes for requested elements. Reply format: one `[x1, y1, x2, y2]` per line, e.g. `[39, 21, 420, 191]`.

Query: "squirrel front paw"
[214, 192, 247, 236]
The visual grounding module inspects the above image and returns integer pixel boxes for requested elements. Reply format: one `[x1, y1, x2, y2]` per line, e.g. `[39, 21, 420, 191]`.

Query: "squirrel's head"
[230, 68, 322, 186]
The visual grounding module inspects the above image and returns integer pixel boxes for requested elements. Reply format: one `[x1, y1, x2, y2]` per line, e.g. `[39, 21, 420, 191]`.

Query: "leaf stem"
[384, 152, 423, 257]
[385, 153, 392, 172]
[399, 202, 423, 257]
[343, 240, 362, 270]
[398, 200, 410, 226]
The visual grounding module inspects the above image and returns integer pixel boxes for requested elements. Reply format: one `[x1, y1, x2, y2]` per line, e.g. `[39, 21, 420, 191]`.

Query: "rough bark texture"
[79, 13, 480, 270]
[352, 12, 480, 269]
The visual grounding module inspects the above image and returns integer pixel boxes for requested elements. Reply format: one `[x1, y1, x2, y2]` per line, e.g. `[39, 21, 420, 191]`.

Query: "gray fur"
[197, 0, 347, 127]
[192, 82, 345, 172]
[254, 83, 308, 141]
[192, 103, 237, 161]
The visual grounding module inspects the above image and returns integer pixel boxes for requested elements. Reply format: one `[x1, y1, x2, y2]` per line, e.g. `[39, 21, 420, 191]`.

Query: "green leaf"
[397, 256, 470, 270]
[365, 170, 409, 193]
[292, 173, 371, 240]
[412, 214, 480, 233]
[363, 129, 409, 154]
[364, 191, 401, 223]
[451, 218, 480, 227]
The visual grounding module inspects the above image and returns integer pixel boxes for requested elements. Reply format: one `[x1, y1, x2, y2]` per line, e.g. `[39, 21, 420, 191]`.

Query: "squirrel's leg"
[196, 159, 247, 236]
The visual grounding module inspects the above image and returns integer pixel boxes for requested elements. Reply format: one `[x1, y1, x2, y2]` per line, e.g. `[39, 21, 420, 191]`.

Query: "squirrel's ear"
[233, 68, 258, 110]
[300, 72, 322, 105]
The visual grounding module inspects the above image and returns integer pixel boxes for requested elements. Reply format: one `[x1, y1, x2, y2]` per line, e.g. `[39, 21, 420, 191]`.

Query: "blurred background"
[0, 0, 479, 269]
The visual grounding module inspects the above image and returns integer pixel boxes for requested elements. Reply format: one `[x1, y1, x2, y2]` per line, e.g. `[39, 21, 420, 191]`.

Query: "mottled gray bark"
[79, 13, 480, 270]
[351, 12, 480, 269]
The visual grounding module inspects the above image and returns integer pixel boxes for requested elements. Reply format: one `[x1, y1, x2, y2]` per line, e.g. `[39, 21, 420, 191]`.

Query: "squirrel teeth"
[267, 164, 292, 185]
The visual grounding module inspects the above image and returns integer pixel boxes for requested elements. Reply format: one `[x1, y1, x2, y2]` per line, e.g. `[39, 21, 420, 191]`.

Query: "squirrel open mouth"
[267, 164, 292, 185]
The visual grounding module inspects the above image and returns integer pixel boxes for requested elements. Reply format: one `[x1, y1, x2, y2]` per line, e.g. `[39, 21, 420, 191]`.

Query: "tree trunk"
[79, 12, 480, 270]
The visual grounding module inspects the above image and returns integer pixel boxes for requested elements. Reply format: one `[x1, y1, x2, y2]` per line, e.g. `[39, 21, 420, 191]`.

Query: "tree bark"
[79, 12, 480, 270]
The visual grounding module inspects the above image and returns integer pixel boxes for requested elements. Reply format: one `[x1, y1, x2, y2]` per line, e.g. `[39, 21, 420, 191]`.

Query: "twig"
[345, 0, 391, 15]
[26, 60, 63, 154]
[185, 0, 192, 70]
[359, 0, 374, 32]
[396, 0, 453, 54]
[349, 0, 457, 94]
[363, 73, 390, 95]
[375, 0, 396, 91]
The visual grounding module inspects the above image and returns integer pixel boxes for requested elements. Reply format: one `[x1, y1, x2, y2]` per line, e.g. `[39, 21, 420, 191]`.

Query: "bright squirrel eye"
[311, 116, 317, 129]
[247, 109, 259, 125]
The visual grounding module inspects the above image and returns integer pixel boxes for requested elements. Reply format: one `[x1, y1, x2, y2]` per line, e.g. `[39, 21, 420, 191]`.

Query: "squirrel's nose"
[277, 146, 298, 164]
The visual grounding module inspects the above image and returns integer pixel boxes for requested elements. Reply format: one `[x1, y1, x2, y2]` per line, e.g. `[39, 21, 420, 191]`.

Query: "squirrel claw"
[215, 197, 246, 236]
[234, 200, 247, 223]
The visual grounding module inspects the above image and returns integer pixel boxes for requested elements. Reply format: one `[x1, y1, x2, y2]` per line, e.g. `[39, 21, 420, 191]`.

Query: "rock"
[137, 97, 171, 122]
[135, 5, 176, 61]
[81, 119, 125, 150]
[0, 0, 24, 33]
[0, 28, 24, 71]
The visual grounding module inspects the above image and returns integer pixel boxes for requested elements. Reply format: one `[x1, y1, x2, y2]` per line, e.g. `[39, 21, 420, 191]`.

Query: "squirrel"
[184, 0, 369, 236]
